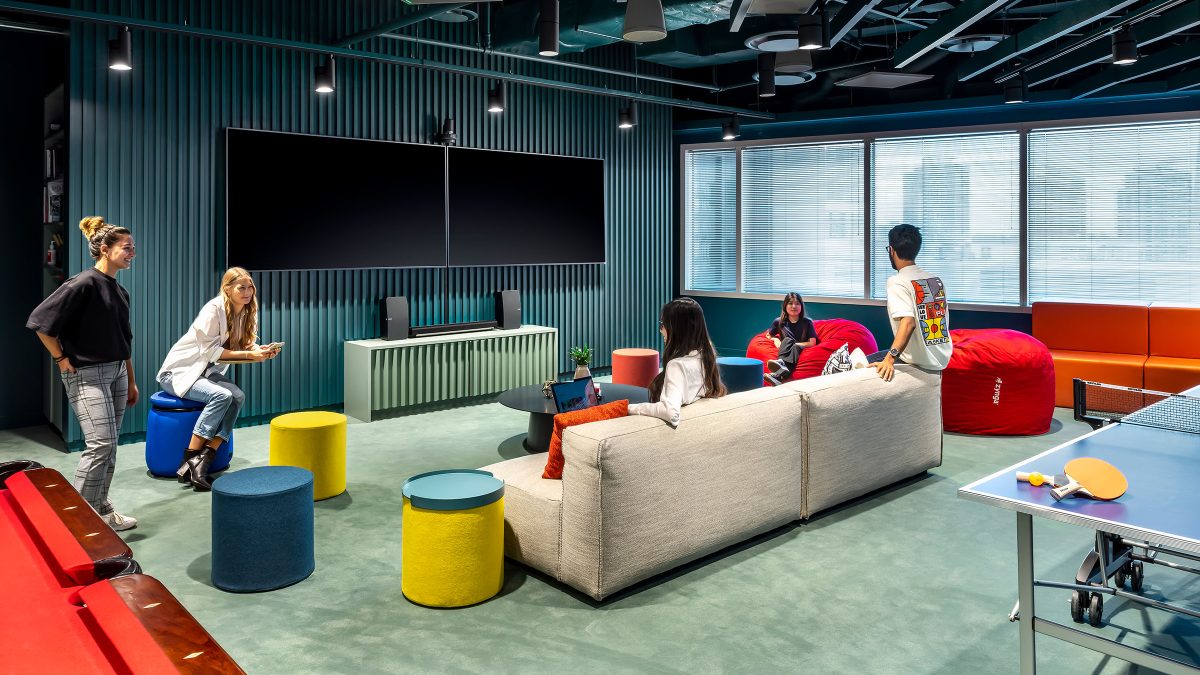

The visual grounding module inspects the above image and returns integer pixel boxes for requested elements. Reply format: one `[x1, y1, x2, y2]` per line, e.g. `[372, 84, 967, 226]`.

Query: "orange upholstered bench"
[1032, 301, 1148, 407]
[1145, 302, 1200, 393]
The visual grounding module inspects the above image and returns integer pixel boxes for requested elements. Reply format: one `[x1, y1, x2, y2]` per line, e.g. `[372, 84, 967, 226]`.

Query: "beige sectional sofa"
[481, 365, 943, 600]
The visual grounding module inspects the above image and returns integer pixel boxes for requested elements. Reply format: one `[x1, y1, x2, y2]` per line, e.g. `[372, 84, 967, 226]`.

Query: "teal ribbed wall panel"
[63, 0, 673, 444]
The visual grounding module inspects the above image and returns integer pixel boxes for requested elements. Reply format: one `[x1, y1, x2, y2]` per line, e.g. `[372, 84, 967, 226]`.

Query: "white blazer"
[156, 296, 242, 397]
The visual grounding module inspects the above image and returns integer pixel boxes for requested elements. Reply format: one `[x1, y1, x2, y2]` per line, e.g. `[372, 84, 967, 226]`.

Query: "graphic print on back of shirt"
[910, 277, 949, 345]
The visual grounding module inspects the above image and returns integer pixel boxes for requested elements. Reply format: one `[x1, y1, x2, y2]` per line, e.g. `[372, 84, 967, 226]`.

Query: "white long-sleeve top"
[156, 296, 243, 397]
[627, 351, 708, 428]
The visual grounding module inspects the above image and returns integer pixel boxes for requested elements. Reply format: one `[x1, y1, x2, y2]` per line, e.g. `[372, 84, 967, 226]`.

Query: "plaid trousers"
[62, 361, 128, 515]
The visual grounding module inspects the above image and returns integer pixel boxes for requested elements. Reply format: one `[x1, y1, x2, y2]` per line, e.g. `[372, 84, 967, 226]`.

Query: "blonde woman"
[157, 267, 278, 490]
[27, 216, 140, 530]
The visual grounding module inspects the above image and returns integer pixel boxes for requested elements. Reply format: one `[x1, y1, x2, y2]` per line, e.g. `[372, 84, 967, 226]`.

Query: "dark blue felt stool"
[211, 466, 315, 592]
[717, 356, 765, 394]
[145, 391, 233, 477]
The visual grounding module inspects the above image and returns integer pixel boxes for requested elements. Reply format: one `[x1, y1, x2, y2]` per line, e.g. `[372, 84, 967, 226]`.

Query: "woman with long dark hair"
[764, 292, 818, 385]
[628, 298, 726, 427]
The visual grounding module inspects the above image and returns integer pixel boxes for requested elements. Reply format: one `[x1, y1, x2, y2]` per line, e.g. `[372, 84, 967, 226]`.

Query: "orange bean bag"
[942, 329, 1055, 435]
[746, 318, 878, 383]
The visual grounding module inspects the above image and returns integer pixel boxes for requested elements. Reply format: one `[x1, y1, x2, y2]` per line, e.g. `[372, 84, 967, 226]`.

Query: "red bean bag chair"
[746, 319, 879, 383]
[943, 328, 1055, 435]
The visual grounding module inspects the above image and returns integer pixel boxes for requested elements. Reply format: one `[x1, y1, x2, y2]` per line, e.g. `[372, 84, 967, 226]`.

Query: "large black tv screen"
[448, 148, 605, 266]
[226, 129, 447, 270]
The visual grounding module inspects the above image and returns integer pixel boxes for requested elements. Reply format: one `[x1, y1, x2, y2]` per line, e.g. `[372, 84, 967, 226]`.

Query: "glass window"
[871, 132, 1021, 304]
[683, 149, 737, 292]
[1028, 121, 1200, 303]
[741, 142, 865, 297]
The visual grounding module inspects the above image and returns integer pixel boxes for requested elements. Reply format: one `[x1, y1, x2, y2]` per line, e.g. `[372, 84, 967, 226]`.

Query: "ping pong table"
[959, 383, 1200, 674]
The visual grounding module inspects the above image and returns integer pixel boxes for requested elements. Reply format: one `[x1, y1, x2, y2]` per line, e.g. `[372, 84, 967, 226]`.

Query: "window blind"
[683, 149, 737, 292]
[741, 142, 865, 297]
[871, 132, 1021, 304]
[1028, 120, 1200, 303]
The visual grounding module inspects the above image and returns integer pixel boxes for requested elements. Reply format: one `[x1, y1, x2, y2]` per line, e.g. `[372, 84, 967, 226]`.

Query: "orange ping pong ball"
[1028, 472, 1045, 487]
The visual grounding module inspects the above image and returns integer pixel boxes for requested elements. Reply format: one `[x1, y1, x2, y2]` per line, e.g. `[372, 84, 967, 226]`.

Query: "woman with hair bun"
[157, 267, 278, 491]
[27, 216, 140, 531]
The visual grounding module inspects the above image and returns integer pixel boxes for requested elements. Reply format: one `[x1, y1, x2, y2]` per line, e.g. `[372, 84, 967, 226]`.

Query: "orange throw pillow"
[542, 399, 629, 480]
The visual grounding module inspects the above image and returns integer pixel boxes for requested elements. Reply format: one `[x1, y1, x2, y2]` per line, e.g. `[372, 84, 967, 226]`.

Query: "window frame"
[678, 109, 1200, 313]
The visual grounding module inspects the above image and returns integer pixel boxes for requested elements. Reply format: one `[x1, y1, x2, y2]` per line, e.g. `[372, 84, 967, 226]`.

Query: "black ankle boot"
[186, 448, 216, 492]
[176, 449, 201, 483]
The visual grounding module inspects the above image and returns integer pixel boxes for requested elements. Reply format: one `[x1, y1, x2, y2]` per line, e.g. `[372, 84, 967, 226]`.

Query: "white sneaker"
[104, 511, 138, 531]
[767, 359, 790, 377]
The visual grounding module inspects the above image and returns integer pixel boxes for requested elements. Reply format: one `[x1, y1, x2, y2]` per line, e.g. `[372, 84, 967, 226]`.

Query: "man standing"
[870, 224, 952, 381]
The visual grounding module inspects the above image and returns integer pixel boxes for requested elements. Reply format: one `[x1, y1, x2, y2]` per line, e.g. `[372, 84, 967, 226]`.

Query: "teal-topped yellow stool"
[401, 469, 505, 608]
[269, 411, 347, 500]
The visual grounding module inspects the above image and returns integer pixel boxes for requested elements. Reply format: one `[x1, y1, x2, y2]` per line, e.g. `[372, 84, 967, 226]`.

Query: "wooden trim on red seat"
[78, 574, 245, 675]
[5, 469, 131, 585]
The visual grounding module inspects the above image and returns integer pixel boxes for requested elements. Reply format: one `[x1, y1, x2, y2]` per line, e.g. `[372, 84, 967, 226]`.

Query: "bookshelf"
[42, 83, 66, 433]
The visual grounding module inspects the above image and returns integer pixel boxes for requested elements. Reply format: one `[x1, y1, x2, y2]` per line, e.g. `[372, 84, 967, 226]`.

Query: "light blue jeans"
[160, 369, 245, 442]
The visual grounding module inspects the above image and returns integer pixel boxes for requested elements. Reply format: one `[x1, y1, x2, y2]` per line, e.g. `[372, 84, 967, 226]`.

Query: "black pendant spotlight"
[758, 52, 777, 98]
[618, 101, 638, 129]
[797, 15, 823, 51]
[539, 0, 559, 57]
[314, 55, 336, 94]
[1112, 26, 1138, 66]
[436, 118, 457, 145]
[722, 116, 740, 141]
[108, 25, 132, 71]
[1004, 73, 1027, 104]
[487, 81, 506, 113]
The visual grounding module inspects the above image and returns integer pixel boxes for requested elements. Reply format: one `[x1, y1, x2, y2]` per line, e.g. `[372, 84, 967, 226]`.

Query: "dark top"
[770, 317, 816, 344]
[26, 268, 133, 367]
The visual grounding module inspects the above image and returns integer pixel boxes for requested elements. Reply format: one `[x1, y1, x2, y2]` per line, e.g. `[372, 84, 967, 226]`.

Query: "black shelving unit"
[42, 82, 66, 433]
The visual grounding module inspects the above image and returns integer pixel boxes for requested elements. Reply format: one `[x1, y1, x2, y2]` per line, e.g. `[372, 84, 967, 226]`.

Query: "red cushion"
[943, 329, 1055, 435]
[543, 400, 630, 479]
[746, 319, 879, 383]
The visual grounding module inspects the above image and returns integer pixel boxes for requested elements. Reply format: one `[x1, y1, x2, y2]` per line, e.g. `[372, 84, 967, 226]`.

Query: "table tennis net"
[1073, 378, 1200, 435]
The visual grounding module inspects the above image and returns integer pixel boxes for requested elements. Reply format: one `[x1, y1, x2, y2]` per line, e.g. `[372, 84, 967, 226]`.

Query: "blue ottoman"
[145, 391, 233, 477]
[718, 357, 764, 394]
[211, 466, 315, 592]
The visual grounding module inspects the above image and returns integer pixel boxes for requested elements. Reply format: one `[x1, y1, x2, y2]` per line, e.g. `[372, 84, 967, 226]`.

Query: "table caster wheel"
[1071, 591, 1086, 622]
[1115, 565, 1128, 589]
[1131, 560, 1144, 592]
[1088, 592, 1104, 627]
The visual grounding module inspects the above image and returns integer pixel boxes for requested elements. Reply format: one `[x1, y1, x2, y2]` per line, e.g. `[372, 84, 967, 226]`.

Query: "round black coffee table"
[498, 383, 650, 453]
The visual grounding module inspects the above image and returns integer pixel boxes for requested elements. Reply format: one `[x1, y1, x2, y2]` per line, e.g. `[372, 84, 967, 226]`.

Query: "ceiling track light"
[1112, 26, 1138, 66]
[436, 117, 457, 145]
[797, 15, 823, 51]
[618, 101, 638, 129]
[108, 25, 132, 71]
[314, 54, 336, 93]
[487, 81, 506, 113]
[539, 0, 559, 57]
[722, 116, 740, 141]
[1004, 73, 1026, 104]
[757, 52, 776, 98]
[623, 0, 668, 43]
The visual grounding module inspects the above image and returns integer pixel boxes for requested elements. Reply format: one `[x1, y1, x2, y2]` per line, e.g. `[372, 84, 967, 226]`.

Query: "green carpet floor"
[2, 401, 1197, 674]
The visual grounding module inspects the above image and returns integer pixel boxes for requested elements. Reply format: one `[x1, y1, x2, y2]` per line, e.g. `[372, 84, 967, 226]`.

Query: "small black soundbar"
[409, 320, 499, 338]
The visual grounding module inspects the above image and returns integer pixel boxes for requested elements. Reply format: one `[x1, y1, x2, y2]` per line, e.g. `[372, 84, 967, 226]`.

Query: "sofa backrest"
[1032, 301, 1148, 355]
[1149, 302, 1200, 359]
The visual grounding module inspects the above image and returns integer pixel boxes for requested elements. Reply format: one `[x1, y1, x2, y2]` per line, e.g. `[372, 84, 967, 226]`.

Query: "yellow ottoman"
[269, 411, 347, 500]
[401, 469, 505, 608]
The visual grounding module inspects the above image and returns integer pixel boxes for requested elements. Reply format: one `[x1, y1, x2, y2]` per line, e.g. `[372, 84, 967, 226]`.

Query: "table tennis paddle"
[1050, 458, 1127, 501]
[1016, 471, 1094, 498]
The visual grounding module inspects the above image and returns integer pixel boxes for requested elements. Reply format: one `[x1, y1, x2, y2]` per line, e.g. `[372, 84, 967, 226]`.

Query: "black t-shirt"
[770, 317, 816, 344]
[26, 268, 133, 367]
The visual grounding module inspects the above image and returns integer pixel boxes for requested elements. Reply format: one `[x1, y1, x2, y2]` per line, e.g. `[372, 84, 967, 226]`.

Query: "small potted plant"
[569, 345, 593, 380]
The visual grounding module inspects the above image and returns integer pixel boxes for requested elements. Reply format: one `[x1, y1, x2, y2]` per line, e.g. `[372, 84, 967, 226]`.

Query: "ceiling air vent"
[835, 71, 934, 89]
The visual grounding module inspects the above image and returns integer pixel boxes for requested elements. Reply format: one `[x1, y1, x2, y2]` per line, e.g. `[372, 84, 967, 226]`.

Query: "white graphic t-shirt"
[886, 265, 952, 370]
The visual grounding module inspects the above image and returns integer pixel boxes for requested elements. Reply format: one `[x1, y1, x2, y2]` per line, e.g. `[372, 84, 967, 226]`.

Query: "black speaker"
[380, 296, 410, 340]
[495, 290, 521, 330]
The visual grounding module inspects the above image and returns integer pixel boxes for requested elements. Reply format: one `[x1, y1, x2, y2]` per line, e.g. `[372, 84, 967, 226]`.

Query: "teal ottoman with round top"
[717, 356, 765, 394]
[211, 466, 315, 592]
